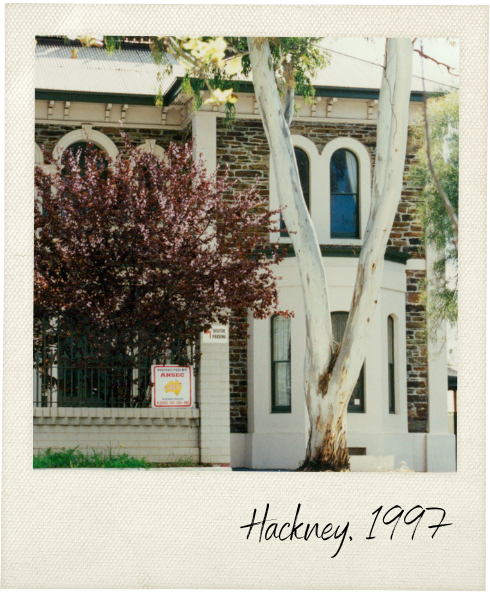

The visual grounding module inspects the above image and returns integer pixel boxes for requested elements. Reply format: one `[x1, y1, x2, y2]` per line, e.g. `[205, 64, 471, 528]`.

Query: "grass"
[151, 455, 198, 468]
[33, 448, 200, 469]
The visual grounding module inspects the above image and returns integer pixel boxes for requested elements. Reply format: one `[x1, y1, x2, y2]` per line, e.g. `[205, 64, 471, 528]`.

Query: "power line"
[315, 45, 459, 91]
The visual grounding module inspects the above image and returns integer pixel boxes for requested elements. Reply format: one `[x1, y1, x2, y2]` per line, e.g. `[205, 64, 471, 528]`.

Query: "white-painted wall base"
[426, 434, 457, 472]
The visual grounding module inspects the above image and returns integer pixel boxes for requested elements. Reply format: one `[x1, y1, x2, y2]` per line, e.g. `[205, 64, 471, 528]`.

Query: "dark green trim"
[36, 89, 160, 107]
[164, 78, 185, 106]
[314, 86, 432, 103]
[186, 80, 430, 103]
[267, 244, 411, 264]
[36, 82, 435, 110]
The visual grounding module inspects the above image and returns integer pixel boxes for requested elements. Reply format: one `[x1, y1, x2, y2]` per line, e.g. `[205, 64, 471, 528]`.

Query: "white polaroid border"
[3, 5, 486, 589]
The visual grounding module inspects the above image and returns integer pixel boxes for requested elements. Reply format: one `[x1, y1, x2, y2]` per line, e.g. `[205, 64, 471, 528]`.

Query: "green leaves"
[409, 91, 459, 334]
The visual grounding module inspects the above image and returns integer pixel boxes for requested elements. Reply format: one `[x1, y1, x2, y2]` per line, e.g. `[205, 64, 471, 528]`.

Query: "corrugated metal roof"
[314, 51, 457, 93]
[35, 43, 457, 99]
[35, 45, 185, 96]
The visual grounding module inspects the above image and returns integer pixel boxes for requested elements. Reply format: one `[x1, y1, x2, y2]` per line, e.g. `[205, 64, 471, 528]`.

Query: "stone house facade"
[34, 38, 456, 471]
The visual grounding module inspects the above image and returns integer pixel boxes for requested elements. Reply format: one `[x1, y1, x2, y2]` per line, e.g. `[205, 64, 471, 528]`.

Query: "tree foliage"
[409, 91, 459, 334]
[121, 36, 327, 122]
[34, 136, 287, 404]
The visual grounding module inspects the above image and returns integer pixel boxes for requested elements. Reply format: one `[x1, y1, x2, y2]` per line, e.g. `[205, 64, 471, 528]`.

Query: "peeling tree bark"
[248, 38, 413, 471]
[310, 39, 414, 470]
[248, 38, 333, 440]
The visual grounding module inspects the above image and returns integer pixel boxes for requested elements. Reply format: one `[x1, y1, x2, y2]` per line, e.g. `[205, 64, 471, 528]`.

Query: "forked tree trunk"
[248, 38, 414, 471]
[247, 38, 334, 467]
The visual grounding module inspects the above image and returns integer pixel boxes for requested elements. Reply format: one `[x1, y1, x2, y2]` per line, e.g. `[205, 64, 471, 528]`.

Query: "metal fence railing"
[33, 323, 197, 408]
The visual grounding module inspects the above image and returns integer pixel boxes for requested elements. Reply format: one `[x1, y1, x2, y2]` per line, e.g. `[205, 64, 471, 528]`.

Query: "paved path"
[232, 467, 292, 472]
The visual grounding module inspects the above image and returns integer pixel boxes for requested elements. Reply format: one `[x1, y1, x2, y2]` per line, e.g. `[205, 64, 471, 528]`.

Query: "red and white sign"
[151, 365, 194, 408]
[202, 324, 229, 344]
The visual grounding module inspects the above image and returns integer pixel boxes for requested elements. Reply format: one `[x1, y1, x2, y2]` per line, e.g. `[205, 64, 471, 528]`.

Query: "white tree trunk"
[248, 38, 333, 436]
[307, 39, 414, 467]
[248, 38, 413, 470]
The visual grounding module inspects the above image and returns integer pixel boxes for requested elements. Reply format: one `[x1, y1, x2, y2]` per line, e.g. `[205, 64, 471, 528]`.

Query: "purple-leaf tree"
[34, 136, 288, 406]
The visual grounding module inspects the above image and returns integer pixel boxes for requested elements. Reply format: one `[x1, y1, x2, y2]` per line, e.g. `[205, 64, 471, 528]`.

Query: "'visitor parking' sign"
[201, 324, 229, 343]
[151, 365, 194, 408]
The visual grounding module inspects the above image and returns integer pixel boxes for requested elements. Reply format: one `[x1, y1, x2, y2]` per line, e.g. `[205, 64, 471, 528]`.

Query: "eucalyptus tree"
[68, 35, 414, 470]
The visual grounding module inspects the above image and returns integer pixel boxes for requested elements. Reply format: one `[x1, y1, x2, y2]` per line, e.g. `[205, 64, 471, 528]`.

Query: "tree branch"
[419, 41, 459, 254]
[330, 39, 414, 415]
[413, 47, 459, 77]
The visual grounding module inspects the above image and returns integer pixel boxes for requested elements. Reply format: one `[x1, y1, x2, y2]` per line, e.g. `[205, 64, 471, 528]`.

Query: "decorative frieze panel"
[33, 407, 200, 428]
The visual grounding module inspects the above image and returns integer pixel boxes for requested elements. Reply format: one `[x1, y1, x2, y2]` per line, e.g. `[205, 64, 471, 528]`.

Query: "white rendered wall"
[425, 245, 456, 471]
[241, 257, 414, 470]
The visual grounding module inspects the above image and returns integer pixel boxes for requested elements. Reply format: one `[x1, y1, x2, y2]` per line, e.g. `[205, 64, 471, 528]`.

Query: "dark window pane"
[388, 316, 395, 413]
[388, 316, 394, 363]
[332, 311, 348, 344]
[330, 149, 359, 238]
[294, 147, 310, 210]
[331, 311, 364, 412]
[271, 315, 291, 412]
[331, 194, 359, 237]
[272, 316, 291, 361]
[280, 147, 310, 237]
[273, 363, 291, 408]
[330, 149, 358, 193]
[63, 141, 108, 178]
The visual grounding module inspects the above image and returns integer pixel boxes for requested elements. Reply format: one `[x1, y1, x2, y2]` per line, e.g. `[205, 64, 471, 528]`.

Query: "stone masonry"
[35, 124, 185, 157]
[216, 118, 428, 434]
[35, 117, 429, 435]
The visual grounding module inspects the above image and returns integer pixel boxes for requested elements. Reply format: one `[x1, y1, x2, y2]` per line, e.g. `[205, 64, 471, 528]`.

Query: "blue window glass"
[330, 149, 359, 238]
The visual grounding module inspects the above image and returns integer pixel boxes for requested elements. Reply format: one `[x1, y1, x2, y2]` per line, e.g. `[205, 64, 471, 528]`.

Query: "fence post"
[197, 327, 231, 466]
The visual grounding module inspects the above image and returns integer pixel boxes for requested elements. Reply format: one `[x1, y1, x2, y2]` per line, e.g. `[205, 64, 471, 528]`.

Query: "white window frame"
[53, 126, 119, 163]
[322, 137, 371, 245]
[269, 135, 372, 245]
[136, 139, 167, 161]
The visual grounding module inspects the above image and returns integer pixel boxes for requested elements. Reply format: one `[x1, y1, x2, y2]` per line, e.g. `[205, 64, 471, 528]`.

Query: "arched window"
[280, 147, 310, 237]
[331, 312, 365, 412]
[271, 315, 291, 413]
[388, 315, 396, 413]
[35, 143, 44, 165]
[62, 141, 108, 178]
[330, 149, 359, 238]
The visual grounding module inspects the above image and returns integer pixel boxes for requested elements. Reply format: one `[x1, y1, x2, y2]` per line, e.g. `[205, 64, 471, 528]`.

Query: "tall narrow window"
[388, 315, 395, 414]
[271, 315, 291, 412]
[330, 148, 359, 238]
[280, 147, 310, 237]
[331, 312, 365, 412]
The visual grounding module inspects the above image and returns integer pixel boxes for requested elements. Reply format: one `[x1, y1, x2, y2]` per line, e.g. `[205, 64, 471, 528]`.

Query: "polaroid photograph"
[3, 4, 486, 590]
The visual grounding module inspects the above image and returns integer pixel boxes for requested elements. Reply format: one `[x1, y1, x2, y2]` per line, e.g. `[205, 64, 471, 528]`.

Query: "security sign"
[151, 365, 194, 408]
